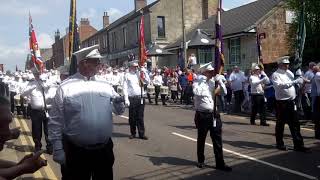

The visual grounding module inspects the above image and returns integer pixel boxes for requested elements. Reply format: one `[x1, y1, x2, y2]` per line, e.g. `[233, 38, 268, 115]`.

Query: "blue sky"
[0, 0, 255, 71]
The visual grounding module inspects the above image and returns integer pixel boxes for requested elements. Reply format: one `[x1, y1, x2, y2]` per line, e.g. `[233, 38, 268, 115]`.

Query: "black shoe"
[139, 136, 148, 140]
[276, 145, 288, 151]
[260, 123, 270, 126]
[216, 165, 232, 172]
[294, 146, 311, 153]
[129, 135, 136, 139]
[197, 162, 205, 168]
[149, 101, 153, 104]
[163, 103, 167, 106]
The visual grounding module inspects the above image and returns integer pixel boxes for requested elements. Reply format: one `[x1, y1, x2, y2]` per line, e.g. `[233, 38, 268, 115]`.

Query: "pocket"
[65, 95, 81, 113]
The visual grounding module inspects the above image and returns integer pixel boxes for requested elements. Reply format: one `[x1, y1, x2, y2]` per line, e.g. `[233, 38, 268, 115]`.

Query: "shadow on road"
[5, 142, 33, 153]
[136, 154, 196, 166]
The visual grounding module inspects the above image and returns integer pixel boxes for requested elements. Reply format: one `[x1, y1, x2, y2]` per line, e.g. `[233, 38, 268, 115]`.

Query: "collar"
[75, 72, 95, 81]
[277, 68, 287, 74]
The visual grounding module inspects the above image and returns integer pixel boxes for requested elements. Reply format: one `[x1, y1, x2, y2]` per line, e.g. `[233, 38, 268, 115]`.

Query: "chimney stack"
[103, 12, 110, 28]
[80, 18, 90, 26]
[54, 29, 60, 42]
[135, 0, 147, 12]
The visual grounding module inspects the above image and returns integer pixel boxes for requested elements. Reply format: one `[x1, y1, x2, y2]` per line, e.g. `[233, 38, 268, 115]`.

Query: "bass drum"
[160, 86, 169, 95]
[147, 85, 155, 94]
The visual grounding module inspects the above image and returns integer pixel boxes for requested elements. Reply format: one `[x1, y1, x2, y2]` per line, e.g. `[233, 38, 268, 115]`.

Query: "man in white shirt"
[123, 60, 150, 140]
[188, 53, 197, 69]
[193, 62, 231, 171]
[152, 70, 164, 105]
[301, 62, 315, 120]
[229, 66, 246, 113]
[49, 45, 125, 180]
[21, 69, 52, 153]
[311, 63, 320, 139]
[249, 65, 270, 126]
[111, 69, 121, 92]
[272, 56, 309, 152]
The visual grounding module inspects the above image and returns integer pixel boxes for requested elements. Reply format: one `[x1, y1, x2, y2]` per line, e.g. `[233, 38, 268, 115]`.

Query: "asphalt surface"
[2, 103, 320, 180]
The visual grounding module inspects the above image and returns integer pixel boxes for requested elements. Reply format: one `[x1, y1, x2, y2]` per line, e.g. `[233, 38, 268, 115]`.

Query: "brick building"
[82, 0, 218, 67]
[51, 18, 98, 68]
[167, 0, 292, 71]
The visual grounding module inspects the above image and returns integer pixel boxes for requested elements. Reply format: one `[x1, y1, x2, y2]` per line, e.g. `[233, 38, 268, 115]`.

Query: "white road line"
[225, 115, 315, 132]
[172, 132, 318, 180]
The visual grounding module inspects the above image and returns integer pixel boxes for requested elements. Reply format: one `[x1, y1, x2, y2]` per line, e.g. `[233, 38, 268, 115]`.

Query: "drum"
[147, 85, 155, 94]
[14, 94, 21, 105]
[160, 86, 169, 95]
[117, 86, 123, 96]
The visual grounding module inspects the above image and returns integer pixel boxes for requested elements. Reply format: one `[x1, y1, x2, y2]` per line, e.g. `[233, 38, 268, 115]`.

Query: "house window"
[202, 0, 209, 20]
[136, 21, 140, 43]
[198, 48, 213, 64]
[112, 32, 116, 50]
[157, 16, 166, 38]
[123, 27, 127, 48]
[229, 38, 241, 64]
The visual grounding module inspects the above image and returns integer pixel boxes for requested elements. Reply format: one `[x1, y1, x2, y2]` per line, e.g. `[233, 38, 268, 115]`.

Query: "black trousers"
[171, 90, 178, 101]
[313, 96, 320, 139]
[233, 90, 244, 113]
[30, 109, 51, 150]
[301, 93, 312, 120]
[154, 85, 166, 105]
[128, 97, 146, 137]
[63, 137, 114, 180]
[10, 92, 16, 113]
[194, 111, 225, 166]
[275, 100, 304, 148]
[250, 94, 267, 124]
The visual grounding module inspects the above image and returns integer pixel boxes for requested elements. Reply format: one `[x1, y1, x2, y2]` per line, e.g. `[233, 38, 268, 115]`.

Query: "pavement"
[1, 103, 319, 180]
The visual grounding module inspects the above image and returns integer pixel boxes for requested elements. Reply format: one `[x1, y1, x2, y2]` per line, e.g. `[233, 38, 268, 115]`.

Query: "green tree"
[287, 0, 320, 66]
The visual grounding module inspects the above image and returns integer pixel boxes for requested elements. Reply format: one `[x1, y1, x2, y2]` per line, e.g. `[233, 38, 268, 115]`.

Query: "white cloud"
[107, 8, 124, 23]
[0, 42, 29, 71]
[80, 8, 97, 19]
[0, 1, 48, 16]
[38, 33, 54, 48]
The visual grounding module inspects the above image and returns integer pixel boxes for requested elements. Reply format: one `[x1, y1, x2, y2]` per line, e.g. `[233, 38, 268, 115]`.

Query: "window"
[202, 0, 209, 20]
[157, 16, 166, 38]
[198, 48, 213, 64]
[112, 32, 116, 50]
[229, 38, 241, 64]
[123, 27, 127, 48]
[136, 21, 140, 43]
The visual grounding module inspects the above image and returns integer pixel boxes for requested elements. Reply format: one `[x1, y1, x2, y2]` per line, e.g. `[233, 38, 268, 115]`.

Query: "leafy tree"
[287, 0, 320, 66]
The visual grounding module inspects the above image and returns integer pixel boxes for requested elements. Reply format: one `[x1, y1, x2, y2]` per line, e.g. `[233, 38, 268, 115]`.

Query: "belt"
[129, 95, 142, 98]
[197, 110, 213, 114]
[63, 135, 110, 150]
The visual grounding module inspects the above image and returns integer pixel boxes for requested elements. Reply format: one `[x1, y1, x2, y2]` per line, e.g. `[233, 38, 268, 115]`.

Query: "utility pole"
[182, 0, 187, 68]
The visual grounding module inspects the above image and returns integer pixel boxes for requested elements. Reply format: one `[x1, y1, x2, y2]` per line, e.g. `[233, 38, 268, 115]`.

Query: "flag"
[293, 0, 306, 72]
[214, 0, 224, 75]
[139, 14, 148, 67]
[29, 12, 44, 73]
[257, 32, 266, 70]
[16, 65, 18, 72]
[68, 0, 80, 75]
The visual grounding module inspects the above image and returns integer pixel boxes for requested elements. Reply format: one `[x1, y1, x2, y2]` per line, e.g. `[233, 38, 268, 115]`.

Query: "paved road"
[2, 104, 320, 180]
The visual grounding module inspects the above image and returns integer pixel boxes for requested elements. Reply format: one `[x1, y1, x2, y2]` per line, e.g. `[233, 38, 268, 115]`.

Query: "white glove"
[125, 97, 130, 107]
[293, 77, 304, 85]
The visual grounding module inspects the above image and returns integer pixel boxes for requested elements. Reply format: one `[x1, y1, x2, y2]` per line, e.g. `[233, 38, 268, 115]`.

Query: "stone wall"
[257, 7, 290, 64]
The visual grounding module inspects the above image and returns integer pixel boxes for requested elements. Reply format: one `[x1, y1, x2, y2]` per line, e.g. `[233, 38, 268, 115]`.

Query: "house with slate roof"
[166, 0, 294, 71]
[81, 0, 219, 67]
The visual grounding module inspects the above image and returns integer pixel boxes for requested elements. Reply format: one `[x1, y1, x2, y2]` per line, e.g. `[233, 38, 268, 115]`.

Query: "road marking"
[172, 132, 318, 180]
[224, 115, 315, 132]
[119, 115, 129, 119]
[15, 118, 58, 180]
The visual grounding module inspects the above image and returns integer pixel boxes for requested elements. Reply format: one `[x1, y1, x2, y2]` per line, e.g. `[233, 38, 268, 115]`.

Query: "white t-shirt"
[303, 70, 314, 93]
[229, 71, 246, 91]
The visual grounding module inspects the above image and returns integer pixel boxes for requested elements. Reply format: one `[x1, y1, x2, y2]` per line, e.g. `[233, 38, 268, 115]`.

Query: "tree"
[287, 0, 320, 67]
